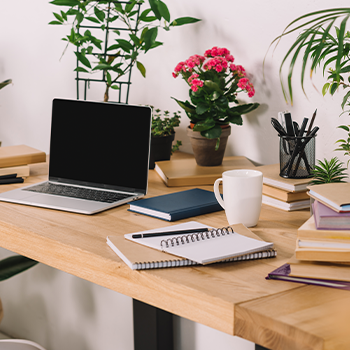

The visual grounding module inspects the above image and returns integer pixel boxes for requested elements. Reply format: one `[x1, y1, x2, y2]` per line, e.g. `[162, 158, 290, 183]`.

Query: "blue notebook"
[128, 188, 223, 221]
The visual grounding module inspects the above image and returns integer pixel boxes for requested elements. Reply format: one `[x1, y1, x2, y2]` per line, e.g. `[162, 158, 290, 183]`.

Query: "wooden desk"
[0, 155, 349, 350]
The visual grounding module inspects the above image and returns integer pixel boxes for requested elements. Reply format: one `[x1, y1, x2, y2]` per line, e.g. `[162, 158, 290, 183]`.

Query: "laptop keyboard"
[25, 182, 133, 203]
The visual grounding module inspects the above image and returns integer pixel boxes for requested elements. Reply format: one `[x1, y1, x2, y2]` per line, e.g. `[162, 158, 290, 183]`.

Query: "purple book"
[266, 263, 350, 290]
[313, 200, 350, 230]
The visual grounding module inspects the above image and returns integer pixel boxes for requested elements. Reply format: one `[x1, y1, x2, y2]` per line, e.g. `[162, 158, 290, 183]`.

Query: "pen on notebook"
[132, 228, 210, 239]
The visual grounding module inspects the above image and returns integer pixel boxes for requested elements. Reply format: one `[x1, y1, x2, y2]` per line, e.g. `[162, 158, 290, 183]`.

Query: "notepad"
[121, 221, 274, 265]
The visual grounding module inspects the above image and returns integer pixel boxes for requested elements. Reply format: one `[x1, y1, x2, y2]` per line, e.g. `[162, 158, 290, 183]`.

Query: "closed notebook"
[266, 256, 350, 290]
[308, 183, 350, 212]
[128, 188, 223, 221]
[123, 221, 274, 265]
[257, 163, 311, 192]
[0, 145, 46, 167]
[313, 200, 350, 230]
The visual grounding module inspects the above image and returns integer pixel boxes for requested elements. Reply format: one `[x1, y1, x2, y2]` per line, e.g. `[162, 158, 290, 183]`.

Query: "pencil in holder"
[279, 134, 316, 179]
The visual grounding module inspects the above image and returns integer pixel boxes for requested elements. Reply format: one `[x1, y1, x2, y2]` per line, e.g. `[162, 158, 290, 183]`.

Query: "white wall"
[0, 1, 350, 349]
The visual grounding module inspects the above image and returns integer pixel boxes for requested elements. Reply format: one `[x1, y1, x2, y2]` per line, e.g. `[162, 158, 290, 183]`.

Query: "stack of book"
[0, 145, 46, 183]
[296, 183, 350, 262]
[257, 163, 310, 211]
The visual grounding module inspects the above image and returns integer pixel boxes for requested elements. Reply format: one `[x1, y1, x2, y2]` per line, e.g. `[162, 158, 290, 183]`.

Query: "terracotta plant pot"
[187, 125, 231, 166]
[149, 133, 175, 169]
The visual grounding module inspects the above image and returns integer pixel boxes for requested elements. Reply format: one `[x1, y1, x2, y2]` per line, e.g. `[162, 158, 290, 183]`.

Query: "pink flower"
[226, 54, 234, 62]
[191, 85, 198, 92]
[215, 64, 223, 72]
[211, 46, 218, 56]
[237, 78, 255, 97]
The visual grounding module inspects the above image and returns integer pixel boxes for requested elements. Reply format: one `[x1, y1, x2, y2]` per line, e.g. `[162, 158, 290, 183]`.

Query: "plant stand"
[187, 126, 231, 166]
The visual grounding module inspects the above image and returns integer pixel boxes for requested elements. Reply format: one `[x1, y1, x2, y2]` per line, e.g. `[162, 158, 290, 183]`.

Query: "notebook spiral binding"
[160, 226, 234, 249]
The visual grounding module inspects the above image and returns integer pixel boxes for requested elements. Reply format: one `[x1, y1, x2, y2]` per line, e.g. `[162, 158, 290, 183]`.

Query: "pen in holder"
[279, 134, 316, 179]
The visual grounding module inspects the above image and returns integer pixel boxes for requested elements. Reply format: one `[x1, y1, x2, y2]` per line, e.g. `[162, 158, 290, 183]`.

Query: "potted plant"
[149, 107, 182, 169]
[309, 157, 348, 185]
[172, 46, 259, 166]
[49, 0, 200, 102]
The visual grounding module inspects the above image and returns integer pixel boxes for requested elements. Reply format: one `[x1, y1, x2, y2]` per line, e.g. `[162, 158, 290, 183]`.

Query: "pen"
[306, 109, 317, 135]
[132, 228, 210, 239]
[0, 173, 17, 179]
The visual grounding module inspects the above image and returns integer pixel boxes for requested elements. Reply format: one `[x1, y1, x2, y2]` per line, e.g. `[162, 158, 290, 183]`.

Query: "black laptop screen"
[49, 99, 151, 194]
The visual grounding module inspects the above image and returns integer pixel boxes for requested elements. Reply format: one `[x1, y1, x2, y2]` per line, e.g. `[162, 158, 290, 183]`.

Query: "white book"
[262, 195, 310, 211]
[122, 221, 274, 265]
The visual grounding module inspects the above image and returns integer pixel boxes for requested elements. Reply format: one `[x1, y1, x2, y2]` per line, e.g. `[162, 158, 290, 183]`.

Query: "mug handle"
[213, 178, 225, 209]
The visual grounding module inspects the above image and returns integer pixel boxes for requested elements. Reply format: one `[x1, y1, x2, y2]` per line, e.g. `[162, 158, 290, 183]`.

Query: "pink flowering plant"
[172, 46, 259, 149]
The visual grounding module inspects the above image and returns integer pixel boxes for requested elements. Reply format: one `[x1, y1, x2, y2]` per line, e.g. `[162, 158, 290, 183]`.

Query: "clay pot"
[187, 125, 231, 166]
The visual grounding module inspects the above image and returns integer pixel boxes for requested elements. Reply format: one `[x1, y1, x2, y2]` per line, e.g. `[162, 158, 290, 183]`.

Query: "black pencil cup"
[279, 135, 316, 179]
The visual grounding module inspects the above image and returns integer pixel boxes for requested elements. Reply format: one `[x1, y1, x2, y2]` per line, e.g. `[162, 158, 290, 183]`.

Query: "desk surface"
[0, 153, 349, 350]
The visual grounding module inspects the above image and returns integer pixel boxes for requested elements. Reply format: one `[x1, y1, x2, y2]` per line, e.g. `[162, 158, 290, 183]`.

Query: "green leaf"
[322, 82, 330, 95]
[92, 63, 113, 71]
[193, 119, 215, 132]
[143, 27, 158, 52]
[341, 91, 350, 110]
[0, 79, 12, 90]
[196, 102, 210, 115]
[338, 125, 350, 131]
[49, 20, 64, 25]
[94, 6, 105, 22]
[229, 103, 259, 115]
[106, 71, 112, 85]
[61, 10, 68, 20]
[74, 66, 89, 73]
[86, 16, 100, 24]
[50, 0, 80, 6]
[76, 12, 84, 24]
[0, 255, 38, 282]
[171, 97, 196, 113]
[125, 0, 136, 13]
[53, 12, 64, 22]
[116, 39, 133, 53]
[170, 17, 201, 26]
[136, 61, 146, 77]
[158, 1, 170, 22]
[75, 51, 91, 68]
[111, 85, 120, 90]
[148, 0, 162, 20]
[200, 125, 222, 139]
[129, 34, 141, 46]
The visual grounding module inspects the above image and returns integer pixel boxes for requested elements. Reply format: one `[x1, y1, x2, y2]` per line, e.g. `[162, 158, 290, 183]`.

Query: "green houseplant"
[149, 107, 182, 169]
[172, 46, 259, 166]
[49, 0, 200, 102]
[268, 8, 350, 107]
[309, 157, 348, 185]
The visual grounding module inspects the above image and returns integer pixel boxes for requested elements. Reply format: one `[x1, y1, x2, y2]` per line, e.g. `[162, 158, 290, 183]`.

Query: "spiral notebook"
[107, 221, 275, 269]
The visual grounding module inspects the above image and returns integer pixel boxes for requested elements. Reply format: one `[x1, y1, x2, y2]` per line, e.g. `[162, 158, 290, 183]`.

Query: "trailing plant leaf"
[0, 255, 38, 282]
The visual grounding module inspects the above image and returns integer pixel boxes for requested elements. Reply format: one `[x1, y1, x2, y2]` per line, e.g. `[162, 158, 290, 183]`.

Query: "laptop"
[0, 98, 152, 214]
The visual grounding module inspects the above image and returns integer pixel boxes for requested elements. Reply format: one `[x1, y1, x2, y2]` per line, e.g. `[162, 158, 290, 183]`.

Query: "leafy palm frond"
[265, 8, 350, 104]
[0, 79, 12, 91]
[309, 157, 348, 185]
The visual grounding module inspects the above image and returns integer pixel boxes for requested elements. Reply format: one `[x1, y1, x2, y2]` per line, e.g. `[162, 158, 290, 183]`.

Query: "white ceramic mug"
[213, 169, 263, 227]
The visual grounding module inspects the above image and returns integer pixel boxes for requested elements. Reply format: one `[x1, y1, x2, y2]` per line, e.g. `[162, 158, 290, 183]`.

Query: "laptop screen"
[49, 99, 151, 194]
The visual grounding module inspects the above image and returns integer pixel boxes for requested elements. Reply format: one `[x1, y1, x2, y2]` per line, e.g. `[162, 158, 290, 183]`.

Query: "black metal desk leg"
[133, 299, 174, 350]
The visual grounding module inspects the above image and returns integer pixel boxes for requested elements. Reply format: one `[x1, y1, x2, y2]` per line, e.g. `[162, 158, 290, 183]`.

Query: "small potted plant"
[172, 46, 259, 166]
[149, 107, 182, 169]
